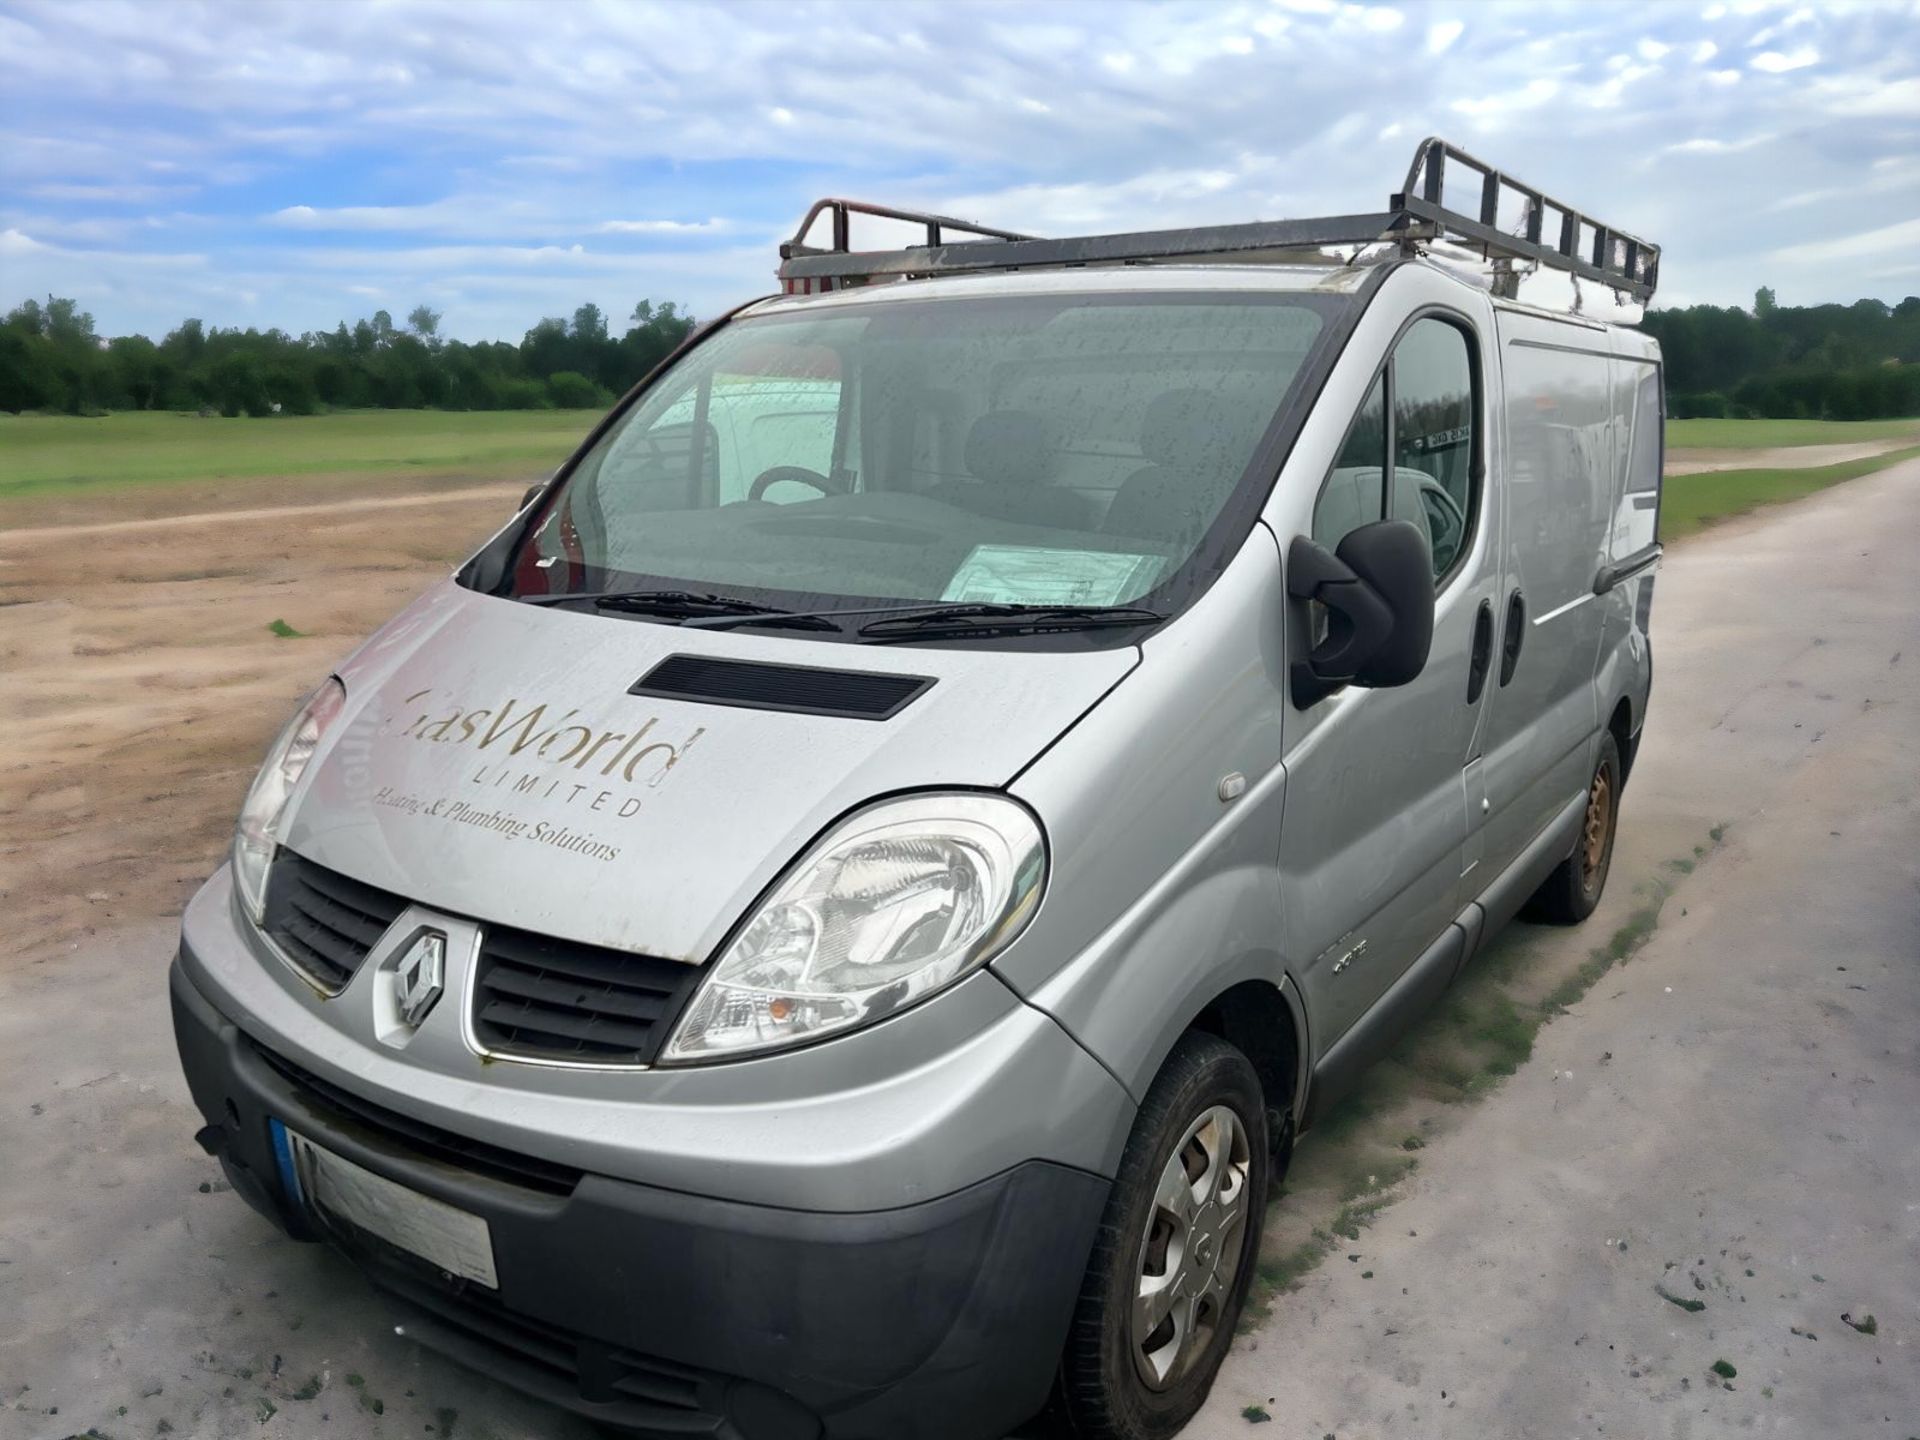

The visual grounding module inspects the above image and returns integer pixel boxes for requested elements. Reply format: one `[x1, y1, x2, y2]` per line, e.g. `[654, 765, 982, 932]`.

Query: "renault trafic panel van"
[172, 139, 1664, 1440]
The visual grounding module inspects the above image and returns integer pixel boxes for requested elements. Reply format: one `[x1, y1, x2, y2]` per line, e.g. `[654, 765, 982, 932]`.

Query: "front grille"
[262, 851, 407, 992]
[261, 852, 699, 1067]
[252, 1042, 584, 1196]
[472, 926, 699, 1066]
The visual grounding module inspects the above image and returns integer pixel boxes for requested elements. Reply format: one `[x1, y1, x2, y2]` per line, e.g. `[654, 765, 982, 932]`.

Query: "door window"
[1391, 320, 1475, 578]
[1309, 316, 1479, 584]
[1311, 374, 1386, 550]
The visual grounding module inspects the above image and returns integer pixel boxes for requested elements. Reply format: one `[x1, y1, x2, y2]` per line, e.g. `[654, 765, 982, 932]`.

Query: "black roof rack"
[777, 136, 1659, 306]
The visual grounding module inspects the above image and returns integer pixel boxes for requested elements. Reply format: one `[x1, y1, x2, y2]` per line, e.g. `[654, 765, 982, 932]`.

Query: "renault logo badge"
[392, 931, 447, 1027]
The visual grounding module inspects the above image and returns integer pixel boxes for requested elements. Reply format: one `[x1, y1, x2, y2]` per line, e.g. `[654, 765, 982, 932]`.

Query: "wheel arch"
[1607, 693, 1638, 786]
[1183, 978, 1309, 1142]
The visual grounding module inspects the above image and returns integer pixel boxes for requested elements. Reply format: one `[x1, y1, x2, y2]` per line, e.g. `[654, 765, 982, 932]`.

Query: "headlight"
[661, 792, 1046, 1063]
[233, 677, 346, 923]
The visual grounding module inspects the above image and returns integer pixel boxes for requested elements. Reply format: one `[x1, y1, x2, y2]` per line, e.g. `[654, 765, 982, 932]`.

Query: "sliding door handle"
[1499, 589, 1526, 686]
[1467, 599, 1493, 704]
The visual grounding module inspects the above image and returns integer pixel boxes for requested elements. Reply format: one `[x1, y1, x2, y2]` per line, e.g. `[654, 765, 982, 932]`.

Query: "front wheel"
[1055, 1032, 1270, 1440]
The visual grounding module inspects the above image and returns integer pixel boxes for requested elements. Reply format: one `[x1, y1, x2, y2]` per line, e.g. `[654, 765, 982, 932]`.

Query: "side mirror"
[520, 483, 544, 511]
[1287, 520, 1434, 708]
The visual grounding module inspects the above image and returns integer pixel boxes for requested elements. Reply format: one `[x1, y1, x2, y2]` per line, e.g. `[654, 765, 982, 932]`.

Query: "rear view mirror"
[1287, 520, 1434, 707]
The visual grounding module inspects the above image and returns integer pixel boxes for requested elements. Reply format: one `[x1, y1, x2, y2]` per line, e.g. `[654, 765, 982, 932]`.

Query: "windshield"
[504, 290, 1338, 628]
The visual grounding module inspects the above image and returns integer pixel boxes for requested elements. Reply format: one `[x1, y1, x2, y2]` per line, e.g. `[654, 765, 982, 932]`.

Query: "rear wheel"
[1055, 1032, 1270, 1440]
[1522, 731, 1621, 925]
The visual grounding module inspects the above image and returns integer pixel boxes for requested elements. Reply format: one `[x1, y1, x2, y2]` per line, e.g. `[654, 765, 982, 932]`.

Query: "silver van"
[172, 140, 1664, 1440]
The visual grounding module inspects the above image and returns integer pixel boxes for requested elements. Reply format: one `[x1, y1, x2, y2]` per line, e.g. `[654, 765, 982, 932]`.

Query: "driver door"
[1280, 313, 1500, 1051]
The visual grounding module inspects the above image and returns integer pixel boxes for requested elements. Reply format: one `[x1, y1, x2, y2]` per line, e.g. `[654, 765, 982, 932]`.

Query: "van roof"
[745, 261, 1383, 317]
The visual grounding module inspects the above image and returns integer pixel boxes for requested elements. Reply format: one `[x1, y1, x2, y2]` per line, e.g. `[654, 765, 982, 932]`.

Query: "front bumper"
[173, 955, 1109, 1440]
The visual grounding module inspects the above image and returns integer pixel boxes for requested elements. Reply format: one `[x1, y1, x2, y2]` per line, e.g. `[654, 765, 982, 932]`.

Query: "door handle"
[1499, 589, 1527, 686]
[1467, 599, 1493, 704]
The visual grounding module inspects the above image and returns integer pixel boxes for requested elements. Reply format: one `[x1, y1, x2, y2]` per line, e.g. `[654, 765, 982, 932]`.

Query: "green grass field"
[1665, 416, 1920, 449]
[4, 409, 1916, 537]
[1662, 444, 1920, 540]
[0, 409, 602, 499]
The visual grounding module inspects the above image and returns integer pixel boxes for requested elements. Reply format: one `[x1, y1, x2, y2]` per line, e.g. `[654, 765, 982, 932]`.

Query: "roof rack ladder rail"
[778, 198, 1039, 294]
[774, 136, 1658, 305]
[1396, 135, 1658, 302]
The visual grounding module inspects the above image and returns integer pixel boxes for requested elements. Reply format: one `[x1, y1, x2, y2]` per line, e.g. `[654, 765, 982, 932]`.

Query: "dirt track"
[1663, 437, 1913, 475]
[0, 477, 526, 967]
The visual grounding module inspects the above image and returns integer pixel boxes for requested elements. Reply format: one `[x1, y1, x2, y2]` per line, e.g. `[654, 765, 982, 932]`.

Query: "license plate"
[273, 1120, 498, 1288]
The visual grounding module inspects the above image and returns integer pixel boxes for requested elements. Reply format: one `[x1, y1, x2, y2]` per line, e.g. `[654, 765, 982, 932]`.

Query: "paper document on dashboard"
[941, 545, 1164, 606]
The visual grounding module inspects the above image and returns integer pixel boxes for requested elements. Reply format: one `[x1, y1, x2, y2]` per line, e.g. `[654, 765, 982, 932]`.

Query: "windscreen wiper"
[517, 588, 840, 631]
[856, 603, 1167, 642]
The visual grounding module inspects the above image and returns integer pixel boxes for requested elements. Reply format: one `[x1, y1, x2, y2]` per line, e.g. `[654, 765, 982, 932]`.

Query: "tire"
[1521, 731, 1622, 925]
[1055, 1032, 1270, 1440]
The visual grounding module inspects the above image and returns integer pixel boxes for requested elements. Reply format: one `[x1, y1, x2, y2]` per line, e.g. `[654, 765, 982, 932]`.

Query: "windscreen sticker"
[941, 545, 1166, 607]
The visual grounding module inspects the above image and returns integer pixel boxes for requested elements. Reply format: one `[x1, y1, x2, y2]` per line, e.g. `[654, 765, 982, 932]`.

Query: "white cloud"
[1452, 77, 1560, 117]
[0, 227, 50, 256]
[1352, 6, 1403, 33]
[1664, 133, 1771, 155]
[1772, 216, 1920, 265]
[1751, 46, 1818, 73]
[1814, 76, 1920, 119]
[2, 0, 1915, 333]
[596, 218, 729, 235]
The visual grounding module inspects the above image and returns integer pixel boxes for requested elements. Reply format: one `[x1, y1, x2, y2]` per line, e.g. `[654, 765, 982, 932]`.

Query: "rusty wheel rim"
[1581, 766, 1613, 886]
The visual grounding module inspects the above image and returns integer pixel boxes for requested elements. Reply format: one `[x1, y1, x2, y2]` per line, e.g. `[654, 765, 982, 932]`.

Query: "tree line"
[0, 297, 698, 416]
[1641, 288, 1920, 421]
[3, 285, 1917, 424]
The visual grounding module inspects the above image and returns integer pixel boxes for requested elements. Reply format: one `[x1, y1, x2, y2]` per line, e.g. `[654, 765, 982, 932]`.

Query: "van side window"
[1390, 319, 1475, 578]
[1310, 374, 1386, 550]
[1309, 317, 1477, 584]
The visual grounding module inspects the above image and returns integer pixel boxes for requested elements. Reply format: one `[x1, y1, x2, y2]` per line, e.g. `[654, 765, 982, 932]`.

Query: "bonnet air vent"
[629, 654, 935, 720]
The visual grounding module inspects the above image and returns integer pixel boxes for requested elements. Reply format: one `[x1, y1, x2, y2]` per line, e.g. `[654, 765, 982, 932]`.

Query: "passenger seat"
[1104, 389, 1229, 545]
[929, 411, 1093, 531]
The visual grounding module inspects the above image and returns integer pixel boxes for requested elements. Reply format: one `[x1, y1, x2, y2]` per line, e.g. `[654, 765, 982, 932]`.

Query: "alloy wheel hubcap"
[1131, 1105, 1252, 1391]
[1583, 765, 1613, 885]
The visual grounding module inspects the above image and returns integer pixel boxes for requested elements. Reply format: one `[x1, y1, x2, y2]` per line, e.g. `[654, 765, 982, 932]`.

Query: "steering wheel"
[748, 465, 842, 502]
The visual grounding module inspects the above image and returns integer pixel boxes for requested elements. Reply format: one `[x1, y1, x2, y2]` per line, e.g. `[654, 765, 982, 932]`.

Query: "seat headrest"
[1139, 389, 1217, 469]
[965, 411, 1055, 487]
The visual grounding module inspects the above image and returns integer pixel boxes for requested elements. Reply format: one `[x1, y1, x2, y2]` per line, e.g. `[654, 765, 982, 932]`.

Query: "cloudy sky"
[2, 0, 1916, 342]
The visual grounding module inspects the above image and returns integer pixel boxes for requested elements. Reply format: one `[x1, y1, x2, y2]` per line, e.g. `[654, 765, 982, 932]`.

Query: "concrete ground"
[3, 459, 1917, 1440]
